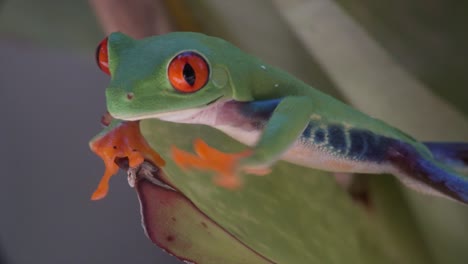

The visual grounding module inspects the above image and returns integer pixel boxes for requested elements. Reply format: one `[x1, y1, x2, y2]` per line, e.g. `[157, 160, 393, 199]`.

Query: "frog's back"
[247, 62, 429, 156]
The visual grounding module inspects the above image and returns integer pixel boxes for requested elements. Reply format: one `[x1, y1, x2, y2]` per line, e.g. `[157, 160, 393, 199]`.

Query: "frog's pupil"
[183, 63, 196, 86]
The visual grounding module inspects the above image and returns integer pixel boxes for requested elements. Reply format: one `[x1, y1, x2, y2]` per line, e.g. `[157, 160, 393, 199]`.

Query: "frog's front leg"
[171, 96, 314, 188]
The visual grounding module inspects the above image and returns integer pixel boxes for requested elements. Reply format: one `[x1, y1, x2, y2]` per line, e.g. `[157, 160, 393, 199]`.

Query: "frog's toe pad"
[171, 139, 250, 189]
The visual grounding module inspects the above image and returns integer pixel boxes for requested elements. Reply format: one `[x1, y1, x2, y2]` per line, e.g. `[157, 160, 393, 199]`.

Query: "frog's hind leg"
[423, 142, 468, 174]
[387, 141, 468, 204]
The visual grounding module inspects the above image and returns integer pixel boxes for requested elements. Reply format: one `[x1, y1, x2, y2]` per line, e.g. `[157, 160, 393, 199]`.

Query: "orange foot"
[171, 139, 252, 189]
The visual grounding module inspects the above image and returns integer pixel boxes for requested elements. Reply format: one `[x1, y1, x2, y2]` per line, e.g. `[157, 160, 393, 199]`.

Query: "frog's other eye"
[96, 37, 110, 75]
[168, 52, 209, 93]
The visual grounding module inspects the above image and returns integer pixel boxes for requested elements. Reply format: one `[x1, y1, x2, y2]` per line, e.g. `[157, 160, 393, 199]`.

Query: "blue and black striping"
[237, 98, 394, 163]
[303, 122, 326, 144]
[346, 129, 394, 161]
[304, 122, 468, 203]
[231, 99, 468, 203]
[328, 125, 347, 154]
[301, 122, 393, 163]
[348, 129, 366, 158]
[239, 98, 394, 161]
[313, 127, 326, 144]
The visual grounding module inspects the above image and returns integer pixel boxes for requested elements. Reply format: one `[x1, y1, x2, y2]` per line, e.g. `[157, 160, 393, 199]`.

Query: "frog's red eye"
[96, 37, 110, 75]
[168, 52, 209, 93]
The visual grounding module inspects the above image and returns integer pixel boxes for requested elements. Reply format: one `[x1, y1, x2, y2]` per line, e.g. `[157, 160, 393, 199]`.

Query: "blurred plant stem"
[273, 0, 468, 141]
[336, 0, 468, 115]
[88, 0, 173, 38]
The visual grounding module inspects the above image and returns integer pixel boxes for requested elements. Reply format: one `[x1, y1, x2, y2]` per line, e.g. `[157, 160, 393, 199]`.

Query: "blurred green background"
[0, 0, 467, 263]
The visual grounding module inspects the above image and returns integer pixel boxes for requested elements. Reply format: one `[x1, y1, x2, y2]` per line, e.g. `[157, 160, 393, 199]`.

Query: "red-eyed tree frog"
[94, 32, 468, 204]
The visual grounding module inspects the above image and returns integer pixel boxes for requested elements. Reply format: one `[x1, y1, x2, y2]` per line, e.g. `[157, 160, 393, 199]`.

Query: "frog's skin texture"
[102, 32, 468, 204]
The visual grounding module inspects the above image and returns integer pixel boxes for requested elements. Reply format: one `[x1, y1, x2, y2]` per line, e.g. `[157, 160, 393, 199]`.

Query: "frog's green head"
[96, 32, 254, 121]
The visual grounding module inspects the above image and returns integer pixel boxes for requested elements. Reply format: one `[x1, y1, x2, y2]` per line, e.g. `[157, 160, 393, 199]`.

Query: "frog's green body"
[103, 32, 468, 203]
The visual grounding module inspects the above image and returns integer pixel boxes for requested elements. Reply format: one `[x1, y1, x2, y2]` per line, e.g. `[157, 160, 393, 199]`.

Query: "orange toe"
[171, 146, 205, 169]
[171, 139, 251, 189]
[91, 161, 119, 200]
[193, 138, 226, 159]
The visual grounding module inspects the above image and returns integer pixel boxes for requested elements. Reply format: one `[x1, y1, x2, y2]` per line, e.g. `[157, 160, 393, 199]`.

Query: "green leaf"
[139, 119, 432, 264]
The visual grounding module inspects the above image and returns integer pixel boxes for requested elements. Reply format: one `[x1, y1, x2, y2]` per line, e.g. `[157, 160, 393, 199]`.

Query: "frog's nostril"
[127, 92, 134, 100]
